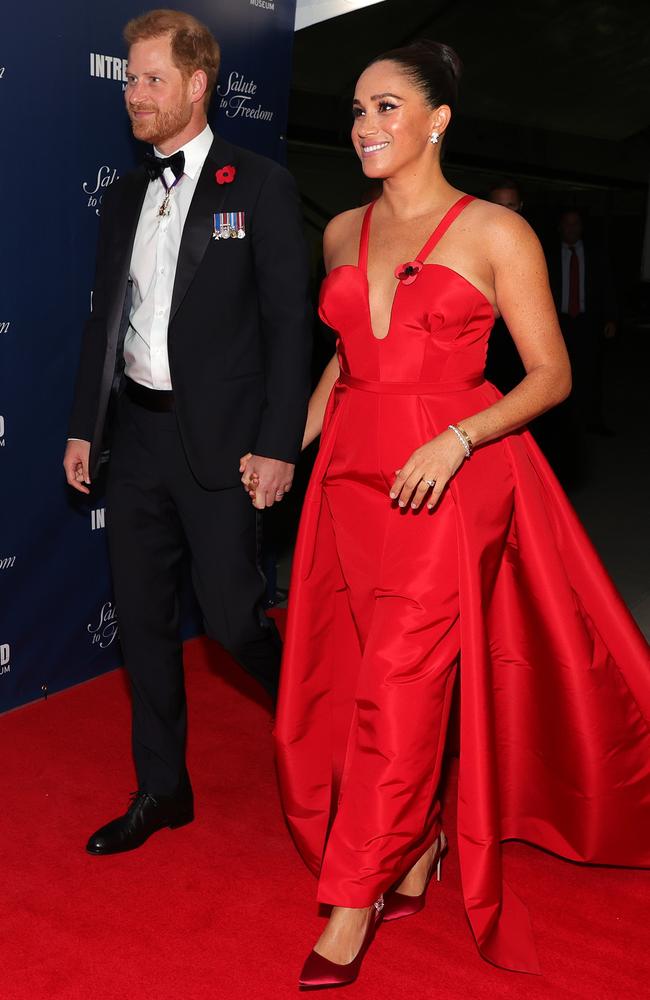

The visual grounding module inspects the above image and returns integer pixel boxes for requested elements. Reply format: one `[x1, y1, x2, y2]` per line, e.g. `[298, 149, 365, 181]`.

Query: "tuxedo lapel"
[88, 168, 147, 471]
[106, 169, 148, 352]
[170, 137, 237, 323]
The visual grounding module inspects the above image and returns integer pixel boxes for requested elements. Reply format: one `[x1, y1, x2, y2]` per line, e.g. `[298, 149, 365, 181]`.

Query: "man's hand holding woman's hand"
[240, 428, 468, 513]
[240, 453, 295, 509]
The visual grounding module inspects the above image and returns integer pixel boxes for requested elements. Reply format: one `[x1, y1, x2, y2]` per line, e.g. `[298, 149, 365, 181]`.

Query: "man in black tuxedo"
[63, 10, 311, 854]
[547, 208, 617, 433]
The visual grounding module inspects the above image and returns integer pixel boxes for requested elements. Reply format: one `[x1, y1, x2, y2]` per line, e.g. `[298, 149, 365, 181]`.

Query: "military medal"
[212, 210, 246, 240]
[157, 172, 182, 219]
[158, 191, 172, 218]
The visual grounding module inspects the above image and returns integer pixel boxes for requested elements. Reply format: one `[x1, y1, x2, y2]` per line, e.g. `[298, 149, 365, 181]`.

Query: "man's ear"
[190, 69, 208, 105]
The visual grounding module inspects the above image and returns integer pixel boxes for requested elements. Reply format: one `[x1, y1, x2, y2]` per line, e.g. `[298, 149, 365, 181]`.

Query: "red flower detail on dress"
[395, 260, 423, 285]
[215, 165, 237, 185]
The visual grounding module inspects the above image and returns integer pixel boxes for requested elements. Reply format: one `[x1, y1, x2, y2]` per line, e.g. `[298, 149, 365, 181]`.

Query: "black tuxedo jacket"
[546, 239, 617, 328]
[69, 134, 312, 490]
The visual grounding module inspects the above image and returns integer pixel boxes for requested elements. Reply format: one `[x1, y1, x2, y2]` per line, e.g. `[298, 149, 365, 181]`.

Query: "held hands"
[390, 429, 467, 511]
[239, 453, 295, 510]
[63, 439, 92, 495]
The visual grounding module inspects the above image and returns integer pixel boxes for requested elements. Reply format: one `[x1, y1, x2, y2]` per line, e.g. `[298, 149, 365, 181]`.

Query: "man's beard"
[128, 99, 193, 147]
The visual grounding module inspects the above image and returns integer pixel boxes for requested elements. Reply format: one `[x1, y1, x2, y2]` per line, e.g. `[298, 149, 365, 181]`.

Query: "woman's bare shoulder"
[466, 196, 539, 249]
[323, 206, 367, 269]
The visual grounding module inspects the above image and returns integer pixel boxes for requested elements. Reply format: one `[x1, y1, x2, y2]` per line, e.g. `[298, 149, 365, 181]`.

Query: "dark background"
[288, 0, 650, 312]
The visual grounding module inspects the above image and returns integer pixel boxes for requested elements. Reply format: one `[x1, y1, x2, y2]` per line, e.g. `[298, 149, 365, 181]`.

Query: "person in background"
[487, 177, 524, 213]
[547, 207, 617, 435]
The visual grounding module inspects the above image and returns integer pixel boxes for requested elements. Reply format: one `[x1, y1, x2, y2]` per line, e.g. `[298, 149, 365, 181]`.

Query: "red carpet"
[3, 633, 648, 1000]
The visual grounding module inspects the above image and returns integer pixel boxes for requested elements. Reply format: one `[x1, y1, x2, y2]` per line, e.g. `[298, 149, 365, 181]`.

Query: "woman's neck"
[378, 159, 457, 221]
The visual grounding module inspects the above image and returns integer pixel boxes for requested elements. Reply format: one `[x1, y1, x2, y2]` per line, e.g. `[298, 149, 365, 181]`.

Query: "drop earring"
[429, 131, 440, 144]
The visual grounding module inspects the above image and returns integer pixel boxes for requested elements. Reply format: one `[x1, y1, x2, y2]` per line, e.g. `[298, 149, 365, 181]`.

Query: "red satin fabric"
[274, 196, 650, 974]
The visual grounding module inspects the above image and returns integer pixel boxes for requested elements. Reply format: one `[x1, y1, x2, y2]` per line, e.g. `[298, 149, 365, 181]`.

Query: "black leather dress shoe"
[86, 791, 194, 855]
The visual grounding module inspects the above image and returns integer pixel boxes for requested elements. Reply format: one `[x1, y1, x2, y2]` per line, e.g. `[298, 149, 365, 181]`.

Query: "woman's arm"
[391, 210, 571, 510]
[457, 210, 571, 448]
[301, 211, 362, 449]
[240, 354, 339, 486]
[302, 353, 340, 449]
[240, 211, 354, 479]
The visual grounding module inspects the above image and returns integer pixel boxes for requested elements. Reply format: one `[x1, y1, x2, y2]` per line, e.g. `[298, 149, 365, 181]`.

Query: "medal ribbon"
[212, 211, 246, 239]
[158, 172, 183, 217]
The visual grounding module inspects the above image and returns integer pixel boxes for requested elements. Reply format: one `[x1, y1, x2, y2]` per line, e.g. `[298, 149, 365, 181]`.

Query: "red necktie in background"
[568, 246, 580, 318]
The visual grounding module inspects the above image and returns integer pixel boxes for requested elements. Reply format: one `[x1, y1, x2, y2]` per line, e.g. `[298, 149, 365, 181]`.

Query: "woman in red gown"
[258, 41, 649, 986]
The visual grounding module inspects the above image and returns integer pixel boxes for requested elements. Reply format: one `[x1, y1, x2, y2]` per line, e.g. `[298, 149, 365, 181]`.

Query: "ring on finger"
[424, 478, 436, 488]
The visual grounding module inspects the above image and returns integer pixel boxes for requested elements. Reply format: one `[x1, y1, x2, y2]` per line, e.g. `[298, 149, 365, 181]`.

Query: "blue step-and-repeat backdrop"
[0, 0, 297, 712]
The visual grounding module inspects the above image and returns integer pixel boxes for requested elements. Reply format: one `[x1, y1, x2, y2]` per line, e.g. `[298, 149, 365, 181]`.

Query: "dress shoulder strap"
[358, 200, 376, 272]
[417, 194, 475, 263]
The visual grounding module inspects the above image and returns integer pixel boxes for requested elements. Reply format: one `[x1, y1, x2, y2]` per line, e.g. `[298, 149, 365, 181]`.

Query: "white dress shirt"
[560, 239, 586, 315]
[124, 124, 214, 390]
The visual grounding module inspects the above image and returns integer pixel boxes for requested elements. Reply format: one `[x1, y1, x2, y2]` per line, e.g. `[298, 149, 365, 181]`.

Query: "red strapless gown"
[275, 195, 650, 974]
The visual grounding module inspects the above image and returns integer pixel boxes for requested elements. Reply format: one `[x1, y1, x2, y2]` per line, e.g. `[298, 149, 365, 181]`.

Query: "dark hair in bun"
[367, 40, 462, 112]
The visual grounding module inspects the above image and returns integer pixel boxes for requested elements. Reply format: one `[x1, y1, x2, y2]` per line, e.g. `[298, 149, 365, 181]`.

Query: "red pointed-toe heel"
[382, 830, 447, 922]
[298, 897, 384, 990]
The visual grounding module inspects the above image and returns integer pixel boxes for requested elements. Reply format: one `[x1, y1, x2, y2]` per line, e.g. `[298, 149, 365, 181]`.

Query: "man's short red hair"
[124, 8, 221, 111]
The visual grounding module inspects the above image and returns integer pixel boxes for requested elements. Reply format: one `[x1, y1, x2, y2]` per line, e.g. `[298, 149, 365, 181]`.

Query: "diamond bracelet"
[448, 423, 473, 459]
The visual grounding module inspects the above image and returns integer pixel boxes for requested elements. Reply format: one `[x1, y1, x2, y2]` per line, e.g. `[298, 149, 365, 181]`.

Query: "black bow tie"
[144, 150, 185, 182]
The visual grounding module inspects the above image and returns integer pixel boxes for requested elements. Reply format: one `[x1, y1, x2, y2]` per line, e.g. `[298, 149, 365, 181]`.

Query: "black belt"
[124, 377, 175, 412]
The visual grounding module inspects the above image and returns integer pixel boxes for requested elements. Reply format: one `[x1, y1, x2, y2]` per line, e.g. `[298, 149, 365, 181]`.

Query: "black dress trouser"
[106, 392, 281, 797]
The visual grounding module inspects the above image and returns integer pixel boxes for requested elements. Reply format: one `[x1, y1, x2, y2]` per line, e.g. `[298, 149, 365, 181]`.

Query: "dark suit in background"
[69, 134, 312, 799]
[546, 229, 617, 431]
[535, 210, 617, 484]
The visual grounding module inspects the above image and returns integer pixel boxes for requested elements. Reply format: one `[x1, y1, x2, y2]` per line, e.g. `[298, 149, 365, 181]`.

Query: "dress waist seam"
[339, 372, 485, 395]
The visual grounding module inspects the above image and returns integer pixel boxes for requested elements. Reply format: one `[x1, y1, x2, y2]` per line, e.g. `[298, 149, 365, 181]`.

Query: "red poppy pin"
[395, 260, 424, 286]
[215, 164, 236, 185]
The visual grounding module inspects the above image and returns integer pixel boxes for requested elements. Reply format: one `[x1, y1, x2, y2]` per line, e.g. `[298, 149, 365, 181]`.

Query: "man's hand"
[63, 440, 92, 495]
[240, 453, 294, 509]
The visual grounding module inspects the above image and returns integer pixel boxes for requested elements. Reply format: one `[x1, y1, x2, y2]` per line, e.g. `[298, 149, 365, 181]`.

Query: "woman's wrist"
[448, 423, 473, 459]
